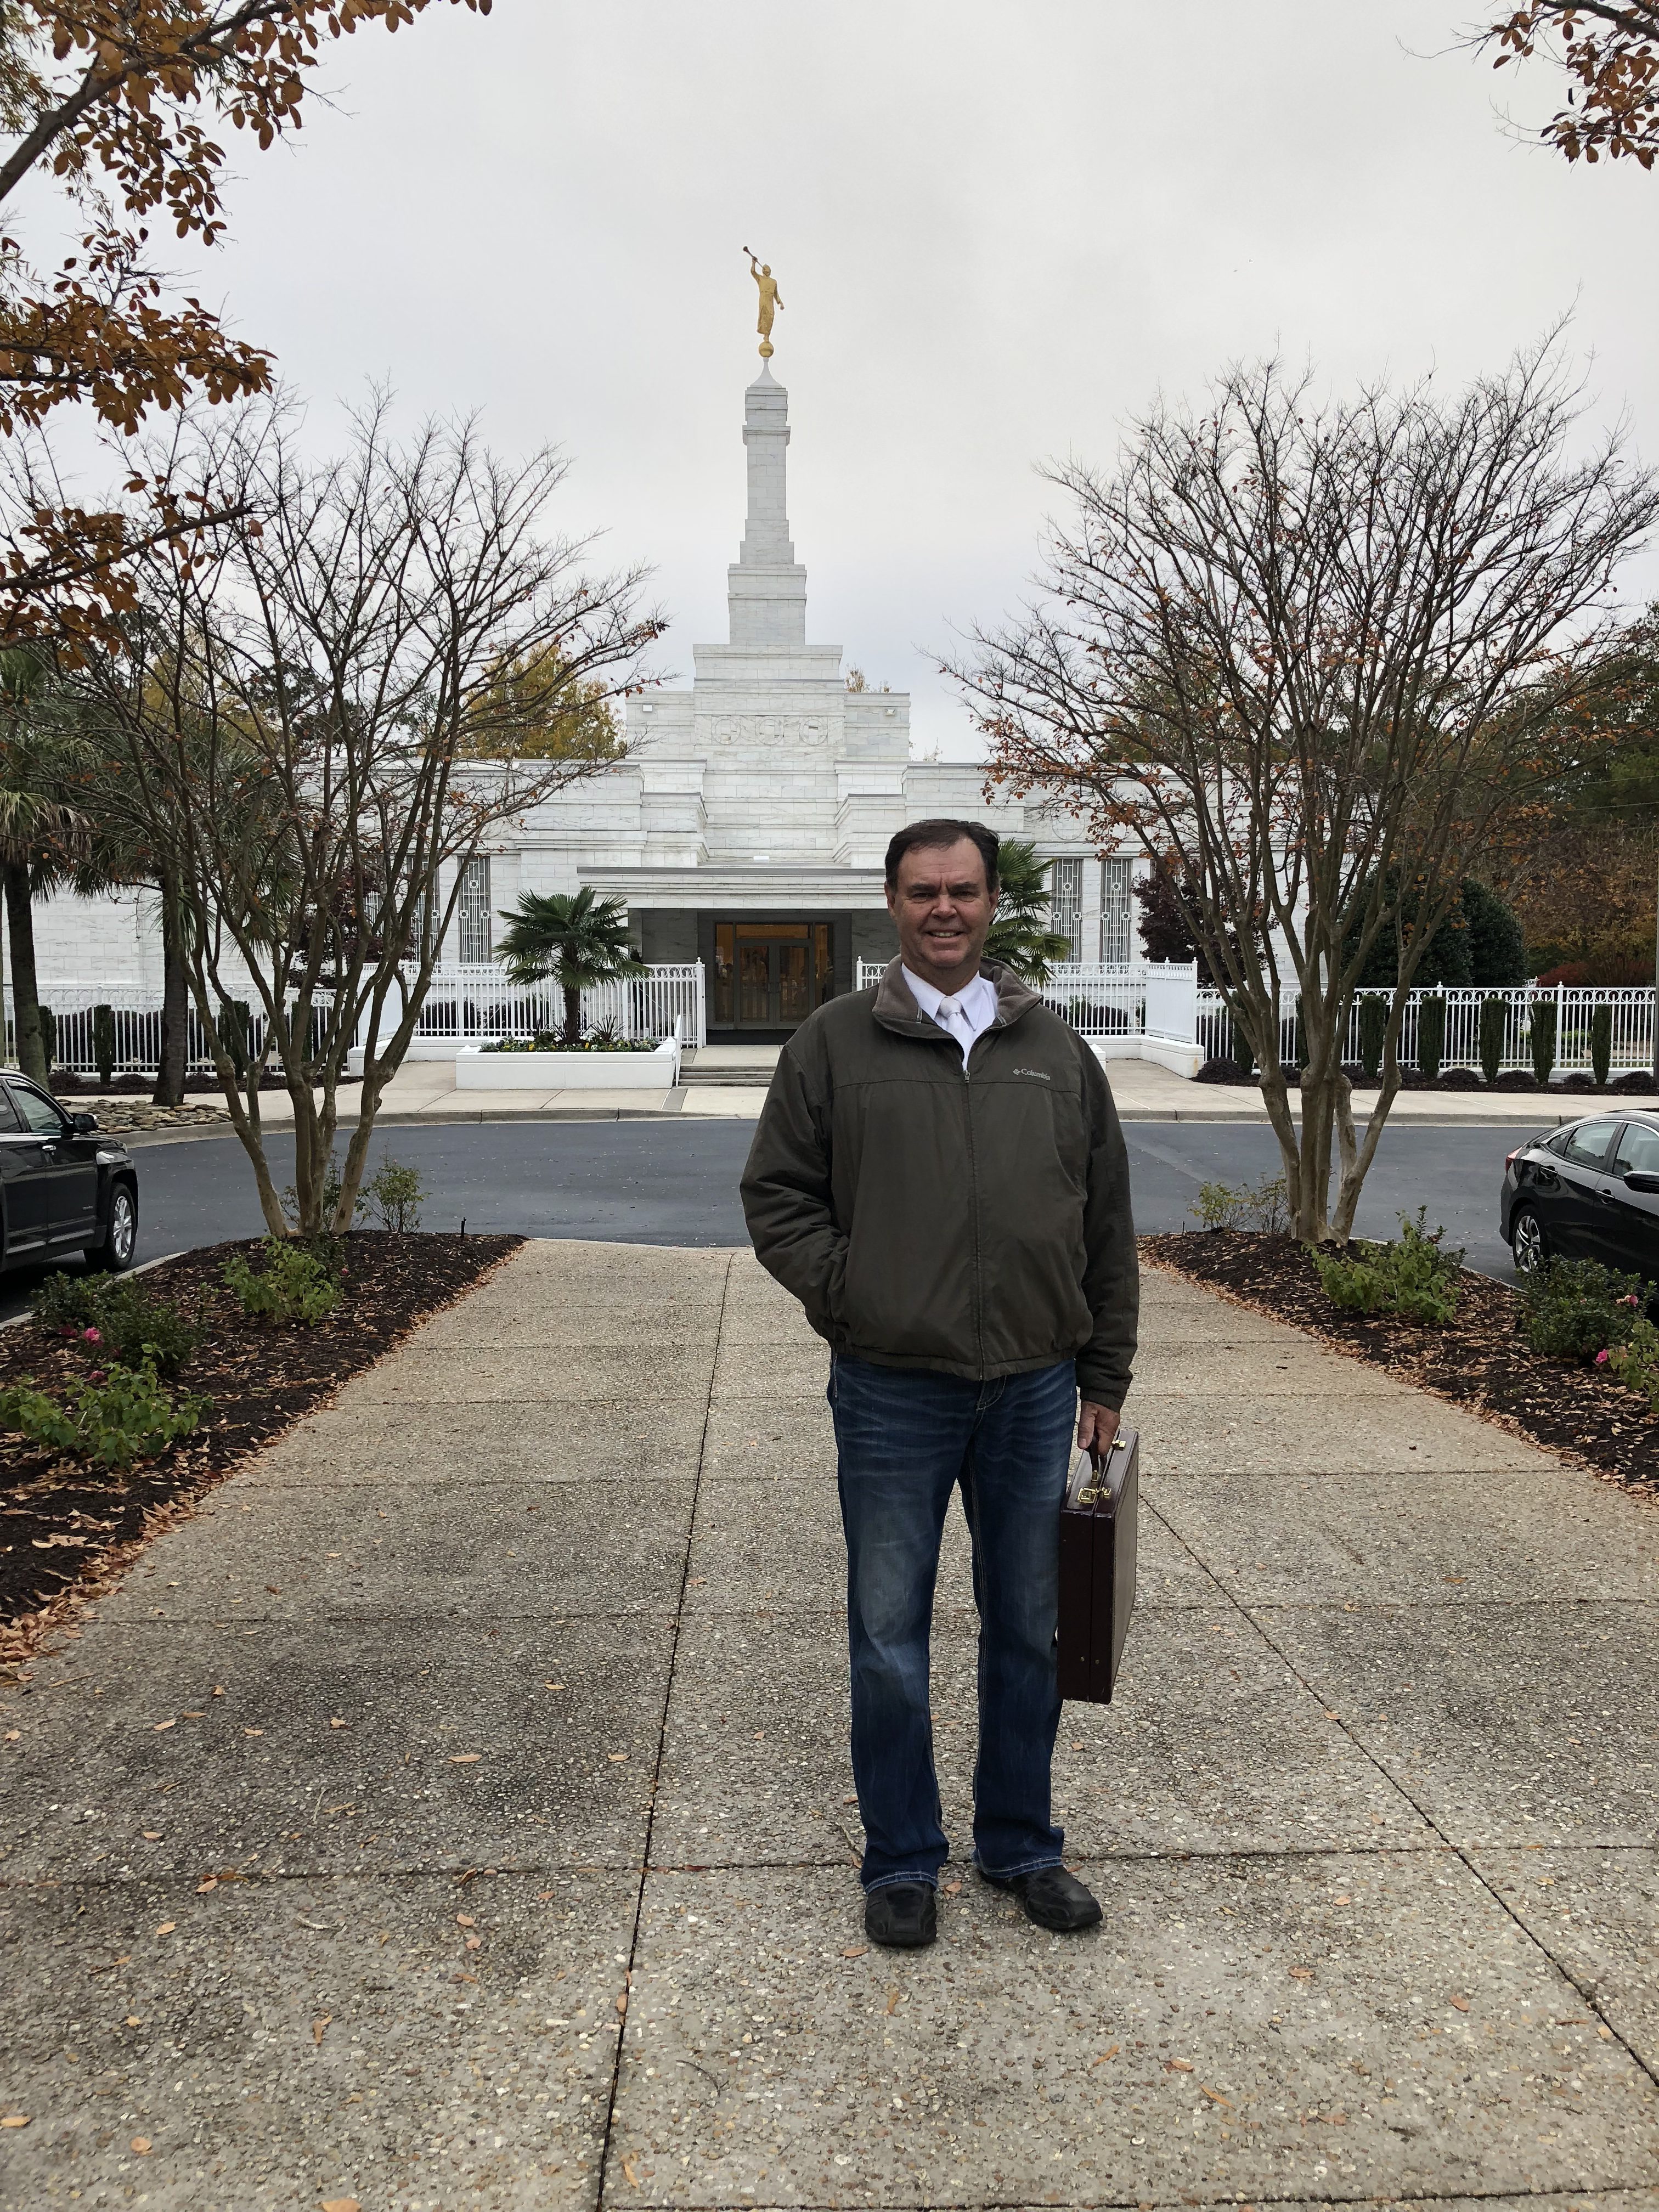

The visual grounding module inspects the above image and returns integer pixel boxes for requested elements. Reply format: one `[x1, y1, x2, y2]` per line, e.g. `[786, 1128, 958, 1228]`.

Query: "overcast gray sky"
[54, 2, 1659, 754]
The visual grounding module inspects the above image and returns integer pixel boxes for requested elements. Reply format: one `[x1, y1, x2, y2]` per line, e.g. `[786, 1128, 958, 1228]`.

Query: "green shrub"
[1479, 994, 1508, 1086]
[1193, 1172, 1289, 1234]
[1314, 1209, 1464, 1325]
[92, 1002, 116, 1086]
[0, 1358, 207, 1467]
[28, 1272, 202, 1379]
[222, 1238, 340, 1325]
[1606, 1315, 1659, 1413]
[1519, 1257, 1645, 1363]
[1530, 998, 1558, 1086]
[1591, 1002, 1613, 1088]
[365, 1156, 426, 1231]
[1358, 994, 1387, 1083]
[1417, 994, 1446, 1083]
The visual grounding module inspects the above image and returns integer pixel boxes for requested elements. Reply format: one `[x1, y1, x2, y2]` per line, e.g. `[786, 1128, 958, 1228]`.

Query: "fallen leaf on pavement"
[840, 1946, 866, 1959]
[616, 1991, 629, 2017]
[943, 1881, 962, 1896]
[4, 1730, 19, 1742]
[312, 2016, 331, 2047]
[195, 1879, 217, 1894]
[243, 1728, 264, 1737]
[321, 2199, 361, 2212]
[329, 1718, 347, 1730]
[465, 1936, 482, 1951]
[1164, 2058, 1194, 2073]
[885, 1989, 902, 2016]
[131, 2137, 151, 2154]
[449, 1754, 480, 1765]
[152, 1720, 176, 1733]
[1, 2115, 29, 2128]
[608, 1753, 629, 1763]
[1200, 2085, 1231, 2105]
[1288, 1967, 1313, 1981]
[456, 1914, 476, 1927]
[142, 1831, 161, 1840]
[622, 2158, 640, 2187]
[155, 1922, 176, 1936]
[125, 2015, 142, 2027]
[1449, 1995, 1470, 2012]
[1091, 2045, 1120, 2065]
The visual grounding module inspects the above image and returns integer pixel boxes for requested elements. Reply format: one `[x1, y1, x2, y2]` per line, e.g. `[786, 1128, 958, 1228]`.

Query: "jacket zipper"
[963, 1023, 993, 1376]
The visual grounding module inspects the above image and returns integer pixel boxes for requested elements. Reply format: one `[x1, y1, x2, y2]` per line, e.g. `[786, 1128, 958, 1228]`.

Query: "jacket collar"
[872, 955, 1041, 1040]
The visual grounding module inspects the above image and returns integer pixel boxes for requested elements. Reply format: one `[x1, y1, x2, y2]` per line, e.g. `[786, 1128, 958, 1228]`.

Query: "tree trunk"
[4, 862, 46, 1085]
[562, 981, 582, 1047]
[152, 873, 190, 1107]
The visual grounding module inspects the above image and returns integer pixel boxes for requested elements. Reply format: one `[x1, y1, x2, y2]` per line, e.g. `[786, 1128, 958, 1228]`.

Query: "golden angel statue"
[744, 248, 783, 357]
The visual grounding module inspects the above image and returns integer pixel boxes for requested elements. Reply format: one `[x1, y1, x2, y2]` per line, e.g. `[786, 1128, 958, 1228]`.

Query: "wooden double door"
[712, 920, 834, 1031]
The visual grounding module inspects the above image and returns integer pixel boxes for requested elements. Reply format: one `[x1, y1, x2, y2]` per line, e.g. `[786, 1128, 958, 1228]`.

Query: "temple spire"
[729, 363, 808, 647]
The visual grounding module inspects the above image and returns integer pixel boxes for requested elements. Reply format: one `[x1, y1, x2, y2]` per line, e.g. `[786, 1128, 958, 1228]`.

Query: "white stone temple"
[37, 358, 1142, 1041]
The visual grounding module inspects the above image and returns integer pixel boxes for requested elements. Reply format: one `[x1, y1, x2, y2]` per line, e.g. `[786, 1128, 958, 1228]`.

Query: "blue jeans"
[827, 1352, 1077, 1892]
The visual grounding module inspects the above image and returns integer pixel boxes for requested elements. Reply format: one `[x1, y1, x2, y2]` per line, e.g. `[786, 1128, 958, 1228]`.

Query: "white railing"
[1194, 983, 1657, 1078]
[406, 964, 706, 1052]
[8, 987, 340, 1079]
[18, 962, 707, 1076]
[856, 959, 1199, 1042]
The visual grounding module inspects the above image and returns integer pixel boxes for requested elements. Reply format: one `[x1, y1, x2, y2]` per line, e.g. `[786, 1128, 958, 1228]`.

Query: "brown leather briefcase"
[1057, 1426, 1139, 1704]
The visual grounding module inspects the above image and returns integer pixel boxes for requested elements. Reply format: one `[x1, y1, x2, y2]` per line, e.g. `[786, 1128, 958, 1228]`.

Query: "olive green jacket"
[740, 957, 1138, 1408]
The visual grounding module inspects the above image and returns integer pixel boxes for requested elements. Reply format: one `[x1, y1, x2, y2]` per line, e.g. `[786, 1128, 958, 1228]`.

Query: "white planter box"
[455, 1037, 679, 1090]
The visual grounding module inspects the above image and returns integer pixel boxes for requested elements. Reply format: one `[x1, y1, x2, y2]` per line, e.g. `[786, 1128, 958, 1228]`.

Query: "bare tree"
[958, 345, 1659, 1242]
[72, 400, 661, 1234]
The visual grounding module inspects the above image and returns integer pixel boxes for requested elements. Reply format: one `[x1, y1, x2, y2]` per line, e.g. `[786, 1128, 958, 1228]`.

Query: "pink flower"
[1623, 1294, 1640, 1307]
[1595, 1348, 1611, 1367]
[87, 1369, 106, 1385]
[82, 1327, 100, 1343]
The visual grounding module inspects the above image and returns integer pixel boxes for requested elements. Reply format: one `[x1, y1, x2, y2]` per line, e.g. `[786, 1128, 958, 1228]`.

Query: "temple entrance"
[711, 919, 834, 1032]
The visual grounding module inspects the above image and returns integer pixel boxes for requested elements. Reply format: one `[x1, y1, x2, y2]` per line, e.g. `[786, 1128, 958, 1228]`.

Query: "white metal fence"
[1195, 983, 1657, 1077]
[855, 958, 1658, 1080]
[15, 962, 707, 1077]
[10, 987, 341, 1079]
[404, 964, 706, 1052]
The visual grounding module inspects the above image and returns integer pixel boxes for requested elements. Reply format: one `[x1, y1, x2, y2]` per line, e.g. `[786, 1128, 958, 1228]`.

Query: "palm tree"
[984, 838, 1075, 985]
[495, 887, 647, 1046]
[0, 649, 91, 1083]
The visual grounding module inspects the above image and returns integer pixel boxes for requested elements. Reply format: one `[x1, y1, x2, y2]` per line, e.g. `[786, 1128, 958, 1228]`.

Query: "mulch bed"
[0, 1231, 520, 1660]
[1142, 1229, 1659, 1492]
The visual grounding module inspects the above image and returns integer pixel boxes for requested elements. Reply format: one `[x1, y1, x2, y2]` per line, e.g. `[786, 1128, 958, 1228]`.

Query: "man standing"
[741, 819, 1137, 1950]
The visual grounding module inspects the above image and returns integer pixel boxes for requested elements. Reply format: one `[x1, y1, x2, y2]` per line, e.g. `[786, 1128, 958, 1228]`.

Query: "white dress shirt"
[901, 964, 999, 1068]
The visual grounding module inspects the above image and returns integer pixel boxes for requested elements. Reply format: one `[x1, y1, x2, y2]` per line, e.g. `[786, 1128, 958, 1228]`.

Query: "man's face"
[885, 837, 997, 991]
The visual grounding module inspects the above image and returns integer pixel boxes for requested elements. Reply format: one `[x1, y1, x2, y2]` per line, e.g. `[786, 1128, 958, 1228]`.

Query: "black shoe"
[983, 1863, 1102, 1933]
[865, 1882, 937, 1949]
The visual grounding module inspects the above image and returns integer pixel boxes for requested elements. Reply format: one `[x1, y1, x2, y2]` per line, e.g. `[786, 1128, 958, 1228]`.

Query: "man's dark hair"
[884, 818, 1000, 892]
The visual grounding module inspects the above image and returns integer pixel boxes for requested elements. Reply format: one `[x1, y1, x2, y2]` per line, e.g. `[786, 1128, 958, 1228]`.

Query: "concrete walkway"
[2, 1243, 1656, 2208]
[198, 1055, 1603, 1131]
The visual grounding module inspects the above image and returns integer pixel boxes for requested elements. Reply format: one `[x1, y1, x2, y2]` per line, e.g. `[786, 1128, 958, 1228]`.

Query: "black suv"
[1501, 1109, 1659, 1278]
[0, 1075, 137, 1273]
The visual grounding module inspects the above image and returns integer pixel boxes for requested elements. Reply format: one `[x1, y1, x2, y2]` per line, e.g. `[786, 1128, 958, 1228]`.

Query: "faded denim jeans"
[826, 1352, 1076, 1892]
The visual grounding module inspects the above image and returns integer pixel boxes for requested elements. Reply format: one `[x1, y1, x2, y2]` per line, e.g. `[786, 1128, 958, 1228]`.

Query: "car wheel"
[1510, 1205, 1549, 1276]
[90, 1181, 137, 1272]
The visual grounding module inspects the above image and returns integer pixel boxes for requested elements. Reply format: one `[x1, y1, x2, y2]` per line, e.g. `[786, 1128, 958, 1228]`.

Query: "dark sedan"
[0, 1073, 137, 1274]
[1501, 1109, 1659, 1279]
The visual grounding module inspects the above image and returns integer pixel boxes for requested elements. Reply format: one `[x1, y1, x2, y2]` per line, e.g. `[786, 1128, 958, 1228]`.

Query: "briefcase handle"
[1076, 1430, 1127, 1507]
